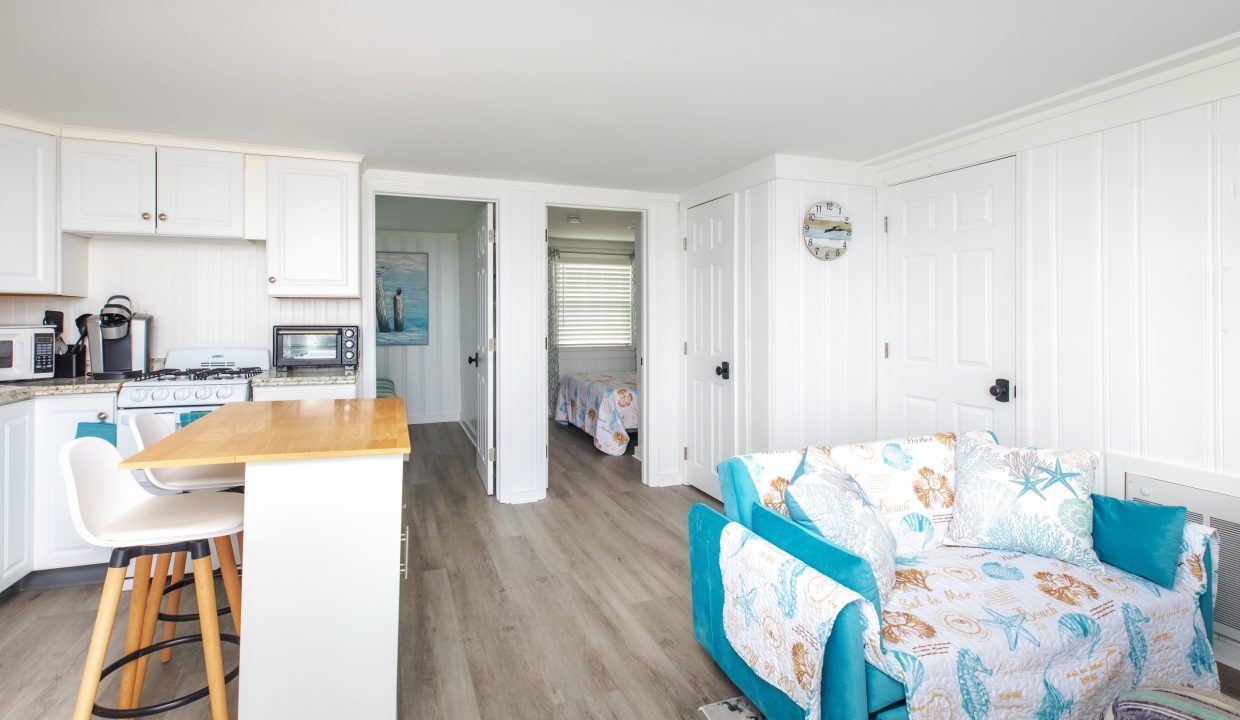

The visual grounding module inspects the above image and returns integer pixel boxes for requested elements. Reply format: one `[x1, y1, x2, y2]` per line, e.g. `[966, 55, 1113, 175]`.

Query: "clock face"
[803, 201, 852, 261]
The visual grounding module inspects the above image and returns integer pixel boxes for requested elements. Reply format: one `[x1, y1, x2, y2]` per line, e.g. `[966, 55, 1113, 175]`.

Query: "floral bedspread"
[880, 543, 1218, 720]
[720, 522, 886, 720]
[553, 371, 639, 456]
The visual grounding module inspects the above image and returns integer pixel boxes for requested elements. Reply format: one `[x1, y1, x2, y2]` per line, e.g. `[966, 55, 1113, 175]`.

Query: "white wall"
[0, 237, 360, 358]
[374, 231, 461, 424]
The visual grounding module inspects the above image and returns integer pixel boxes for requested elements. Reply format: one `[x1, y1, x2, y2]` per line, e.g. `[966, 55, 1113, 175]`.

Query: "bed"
[553, 370, 639, 456]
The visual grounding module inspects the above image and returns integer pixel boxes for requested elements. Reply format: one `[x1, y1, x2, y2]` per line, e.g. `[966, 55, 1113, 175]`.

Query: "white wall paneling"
[374, 231, 462, 424]
[558, 348, 637, 377]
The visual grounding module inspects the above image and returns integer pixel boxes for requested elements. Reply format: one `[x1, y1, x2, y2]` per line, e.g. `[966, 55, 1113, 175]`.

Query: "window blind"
[555, 254, 633, 347]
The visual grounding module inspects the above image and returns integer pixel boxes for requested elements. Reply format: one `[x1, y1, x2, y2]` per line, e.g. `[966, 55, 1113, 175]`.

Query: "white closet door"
[61, 139, 156, 235]
[884, 157, 1017, 441]
[685, 195, 736, 500]
[155, 147, 243, 237]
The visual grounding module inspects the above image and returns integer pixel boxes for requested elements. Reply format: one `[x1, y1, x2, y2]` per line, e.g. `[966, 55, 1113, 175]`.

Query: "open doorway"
[547, 205, 643, 486]
[373, 194, 497, 493]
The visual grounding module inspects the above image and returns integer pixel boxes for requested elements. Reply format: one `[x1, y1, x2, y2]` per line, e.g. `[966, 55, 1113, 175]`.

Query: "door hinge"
[884, 342, 889, 359]
[488, 447, 497, 462]
[544, 228, 548, 243]
[488, 228, 496, 243]
[544, 336, 548, 350]
[683, 341, 687, 355]
[883, 216, 889, 233]
[682, 237, 687, 251]
[545, 445, 549, 458]
[488, 337, 497, 352]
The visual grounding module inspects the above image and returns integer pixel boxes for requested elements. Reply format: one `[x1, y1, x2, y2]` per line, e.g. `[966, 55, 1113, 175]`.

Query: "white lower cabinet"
[33, 394, 116, 570]
[0, 402, 34, 594]
[252, 383, 358, 401]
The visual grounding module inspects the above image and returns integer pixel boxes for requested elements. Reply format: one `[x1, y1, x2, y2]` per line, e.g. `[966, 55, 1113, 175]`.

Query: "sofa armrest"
[718, 451, 806, 527]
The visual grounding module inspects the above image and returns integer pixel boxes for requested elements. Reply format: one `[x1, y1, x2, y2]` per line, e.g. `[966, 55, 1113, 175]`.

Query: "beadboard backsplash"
[0, 236, 362, 359]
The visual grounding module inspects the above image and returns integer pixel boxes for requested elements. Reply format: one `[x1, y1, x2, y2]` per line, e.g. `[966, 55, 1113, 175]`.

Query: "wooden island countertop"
[119, 398, 411, 469]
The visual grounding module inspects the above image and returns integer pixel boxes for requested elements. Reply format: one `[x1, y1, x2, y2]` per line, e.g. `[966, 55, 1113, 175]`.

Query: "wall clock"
[802, 201, 852, 261]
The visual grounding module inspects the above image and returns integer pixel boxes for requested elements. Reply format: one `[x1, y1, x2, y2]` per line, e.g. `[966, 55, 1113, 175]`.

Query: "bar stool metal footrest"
[90, 633, 240, 719]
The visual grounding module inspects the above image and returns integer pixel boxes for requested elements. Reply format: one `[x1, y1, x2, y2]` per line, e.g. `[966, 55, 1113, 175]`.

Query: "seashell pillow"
[783, 456, 898, 603]
[944, 434, 1103, 571]
[814, 431, 998, 554]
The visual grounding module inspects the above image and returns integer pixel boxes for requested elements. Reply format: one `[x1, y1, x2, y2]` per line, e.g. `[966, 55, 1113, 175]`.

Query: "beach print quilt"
[553, 371, 639, 455]
[719, 522, 886, 720]
[880, 543, 1218, 720]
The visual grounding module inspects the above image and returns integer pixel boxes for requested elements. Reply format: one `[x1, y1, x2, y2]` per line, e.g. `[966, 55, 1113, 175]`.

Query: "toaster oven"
[272, 326, 359, 369]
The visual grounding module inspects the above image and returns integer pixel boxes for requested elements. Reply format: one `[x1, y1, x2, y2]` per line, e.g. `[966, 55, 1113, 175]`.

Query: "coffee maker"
[86, 295, 152, 379]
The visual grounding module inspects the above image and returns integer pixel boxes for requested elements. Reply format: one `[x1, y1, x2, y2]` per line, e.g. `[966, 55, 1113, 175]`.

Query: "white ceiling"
[376, 195, 487, 233]
[2, 2, 1238, 192]
[548, 207, 640, 242]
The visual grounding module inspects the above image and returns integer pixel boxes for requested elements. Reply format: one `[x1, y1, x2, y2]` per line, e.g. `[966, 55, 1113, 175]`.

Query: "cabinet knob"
[141, 212, 152, 220]
[268, 276, 277, 284]
[97, 411, 109, 421]
[158, 213, 168, 222]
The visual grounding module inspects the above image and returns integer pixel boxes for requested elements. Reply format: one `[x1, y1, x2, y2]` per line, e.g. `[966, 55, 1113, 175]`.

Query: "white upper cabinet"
[61, 139, 157, 235]
[266, 157, 359, 297]
[155, 147, 244, 237]
[0, 124, 59, 294]
[61, 139, 244, 239]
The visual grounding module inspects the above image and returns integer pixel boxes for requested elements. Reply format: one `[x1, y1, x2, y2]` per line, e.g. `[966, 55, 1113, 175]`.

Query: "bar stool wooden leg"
[72, 565, 127, 720]
[236, 530, 244, 565]
[132, 552, 172, 706]
[159, 551, 189, 663]
[192, 553, 230, 720]
[118, 554, 153, 711]
[214, 535, 242, 636]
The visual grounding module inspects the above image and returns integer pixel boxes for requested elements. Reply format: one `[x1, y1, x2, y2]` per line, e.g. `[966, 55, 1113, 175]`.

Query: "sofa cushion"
[784, 454, 898, 603]
[820, 431, 997, 554]
[945, 434, 1103, 570]
[881, 546, 1217, 719]
[1093, 495, 1186, 589]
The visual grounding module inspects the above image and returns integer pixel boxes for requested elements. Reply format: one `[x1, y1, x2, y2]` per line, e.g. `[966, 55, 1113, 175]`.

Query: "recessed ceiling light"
[566, 214, 582, 224]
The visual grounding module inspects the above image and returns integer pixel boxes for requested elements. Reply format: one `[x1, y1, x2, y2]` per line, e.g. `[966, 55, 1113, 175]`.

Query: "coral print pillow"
[736, 450, 805, 517]
[945, 434, 1103, 571]
[821, 431, 997, 554]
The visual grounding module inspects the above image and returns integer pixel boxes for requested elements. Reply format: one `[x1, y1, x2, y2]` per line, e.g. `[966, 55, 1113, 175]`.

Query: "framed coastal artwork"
[376, 251, 429, 345]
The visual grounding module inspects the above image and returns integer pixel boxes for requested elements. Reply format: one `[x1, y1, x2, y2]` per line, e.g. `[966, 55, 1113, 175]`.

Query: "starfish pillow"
[944, 434, 1103, 571]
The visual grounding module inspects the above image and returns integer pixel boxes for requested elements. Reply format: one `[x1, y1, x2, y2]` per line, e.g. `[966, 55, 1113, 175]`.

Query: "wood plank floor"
[1, 420, 1236, 718]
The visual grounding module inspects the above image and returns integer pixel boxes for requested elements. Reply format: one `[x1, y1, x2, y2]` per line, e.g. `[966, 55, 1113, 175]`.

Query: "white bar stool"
[62, 437, 244, 720]
[132, 412, 247, 661]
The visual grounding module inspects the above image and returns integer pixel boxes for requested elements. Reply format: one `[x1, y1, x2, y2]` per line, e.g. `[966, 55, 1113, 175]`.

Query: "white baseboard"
[459, 419, 478, 449]
[502, 487, 547, 504]
[409, 412, 461, 425]
[648, 469, 684, 488]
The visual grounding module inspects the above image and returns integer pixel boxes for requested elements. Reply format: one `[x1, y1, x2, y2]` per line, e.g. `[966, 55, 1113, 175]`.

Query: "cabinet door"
[33, 395, 115, 570]
[61, 139, 156, 235]
[0, 125, 57, 294]
[156, 147, 244, 238]
[266, 157, 359, 297]
[0, 402, 33, 593]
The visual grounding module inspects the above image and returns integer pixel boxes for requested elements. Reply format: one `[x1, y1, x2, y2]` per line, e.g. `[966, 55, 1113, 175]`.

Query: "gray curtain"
[547, 248, 561, 415]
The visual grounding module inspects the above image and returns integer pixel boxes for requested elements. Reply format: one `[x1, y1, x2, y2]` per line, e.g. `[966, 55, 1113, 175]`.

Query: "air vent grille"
[1211, 517, 1240, 632]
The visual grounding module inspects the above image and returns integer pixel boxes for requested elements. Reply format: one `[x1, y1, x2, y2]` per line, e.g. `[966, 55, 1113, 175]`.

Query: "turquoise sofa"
[688, 454, 1218, 720]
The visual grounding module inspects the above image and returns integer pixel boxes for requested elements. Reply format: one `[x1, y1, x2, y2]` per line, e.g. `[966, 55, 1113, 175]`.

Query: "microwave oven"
[0, 325, 56, 381]
[272, 326, 359, 370]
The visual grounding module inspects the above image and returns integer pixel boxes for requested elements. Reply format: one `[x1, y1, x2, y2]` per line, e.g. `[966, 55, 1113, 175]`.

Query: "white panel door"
[685, 195, 735, 500]
[0, 125, 57, 294]
[266, 157, 360, 297]
[61, 139, 156, 235]
[0, 401, 33, 594]
[32, 395, 115, 570]
[475, 204, 496, 494]
[884, 157, 1016, 441]
[155, 147, 244, 237]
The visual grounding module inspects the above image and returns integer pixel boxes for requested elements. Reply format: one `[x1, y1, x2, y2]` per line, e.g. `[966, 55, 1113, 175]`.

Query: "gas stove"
[118, 347, 270, 409]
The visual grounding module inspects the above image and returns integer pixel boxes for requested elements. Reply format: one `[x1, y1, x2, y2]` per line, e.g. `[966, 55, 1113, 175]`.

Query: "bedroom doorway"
[547, 206, 644, 487]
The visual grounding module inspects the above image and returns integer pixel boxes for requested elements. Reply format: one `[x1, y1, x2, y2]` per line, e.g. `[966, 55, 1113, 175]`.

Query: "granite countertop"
[251, 367, 358, 387]
[0, 376, 124, 407]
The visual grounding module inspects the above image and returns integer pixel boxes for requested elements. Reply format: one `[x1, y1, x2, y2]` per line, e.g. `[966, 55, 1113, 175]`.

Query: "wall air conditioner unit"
[1126, 473, 1240, 666]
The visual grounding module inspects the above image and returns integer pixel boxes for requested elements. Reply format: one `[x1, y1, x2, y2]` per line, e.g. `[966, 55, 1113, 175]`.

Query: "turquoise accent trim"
[179, 411, 210, 427]
[75, 421, 116, 446]
[690, 504, 872, 720]
[1201, 541, 1215, 640]
[1092, 494, 1185, 589]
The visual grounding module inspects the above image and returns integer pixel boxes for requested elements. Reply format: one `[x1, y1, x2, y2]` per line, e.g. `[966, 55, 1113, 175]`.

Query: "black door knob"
[989, 378, 1010, 403]
[715, 361, 730, 380]
[467, 354, 479, 366]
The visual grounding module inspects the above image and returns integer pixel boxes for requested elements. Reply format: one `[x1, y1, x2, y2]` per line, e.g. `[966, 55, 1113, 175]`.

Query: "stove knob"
[173, 388, 191, 401]
[216, 387, 234, 400]
[195, 388, 212, 400]
[130, 389, 149, 403]
[152, 389, 169, 402]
